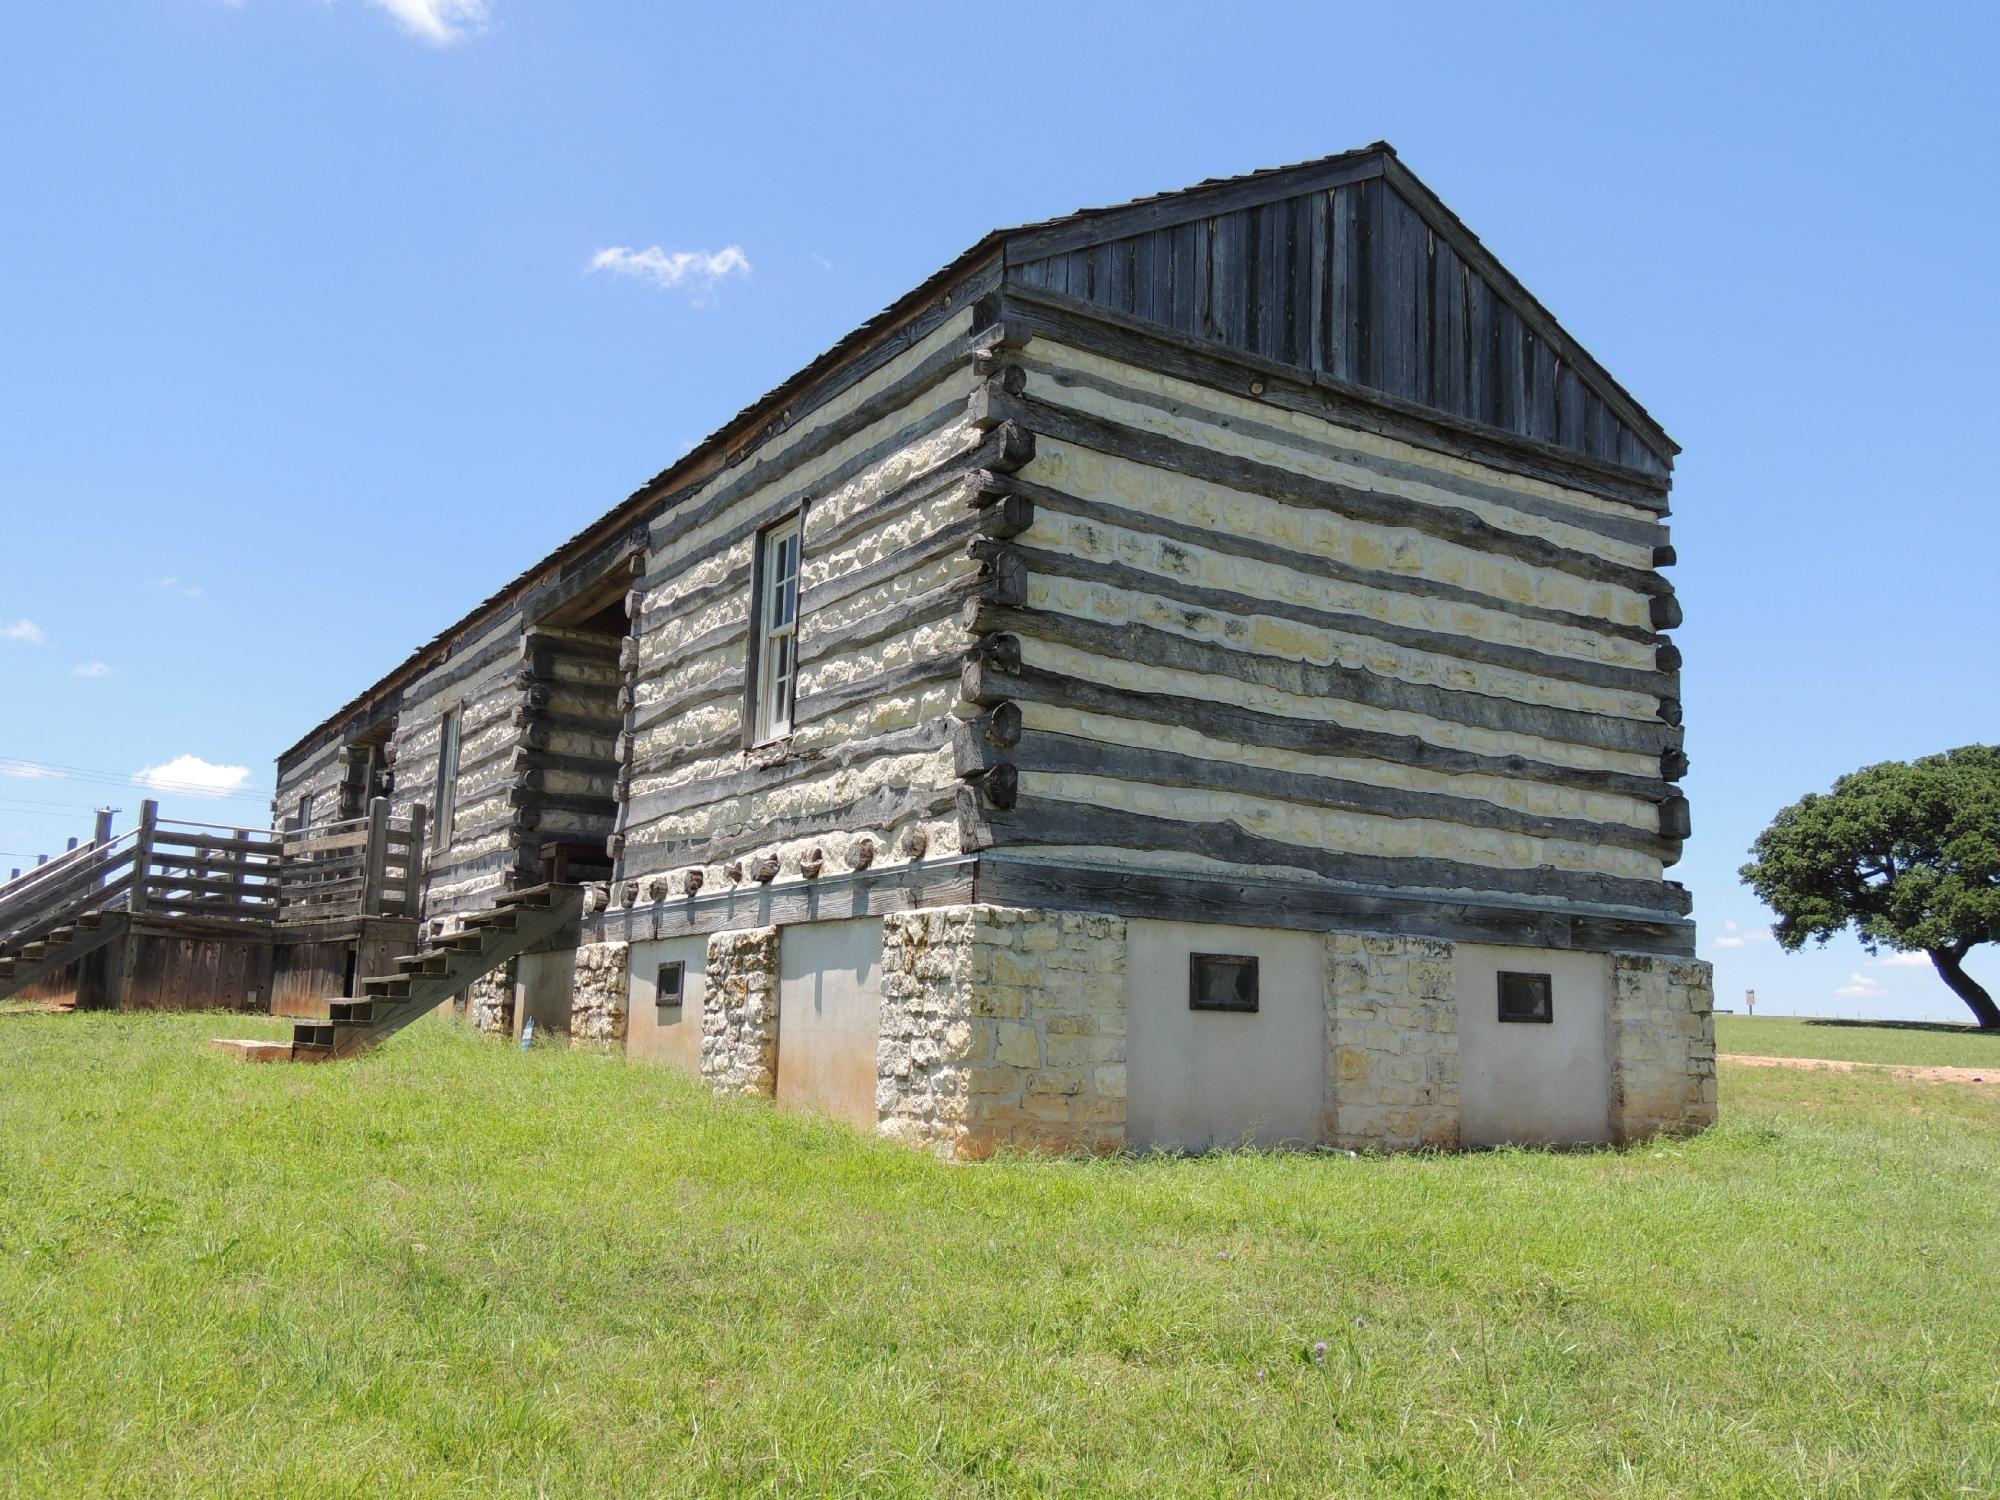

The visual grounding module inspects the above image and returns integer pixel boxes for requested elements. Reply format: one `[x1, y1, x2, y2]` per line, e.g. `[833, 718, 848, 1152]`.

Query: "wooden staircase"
[288, 883, 584, 1060]
[0, 909, 129, 1002]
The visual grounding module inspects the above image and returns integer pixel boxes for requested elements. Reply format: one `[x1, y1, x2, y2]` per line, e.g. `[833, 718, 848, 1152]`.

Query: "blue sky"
[1, 1, 1993, 1021]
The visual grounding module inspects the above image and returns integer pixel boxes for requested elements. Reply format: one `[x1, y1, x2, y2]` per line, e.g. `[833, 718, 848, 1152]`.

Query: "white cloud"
[368, 0, 490, 45]
[2, 619, 44, 644]
[71, 662, 112, 679]
[1835, 972, 1889, 1000]
[1875, 951, 1932, 968]
[1712, 919, 1773, 951]
[589, 245, 751, 303]
[810, 252, 834, 272]
[154, 577, 203, 601]
[0, 761, 67, 781]
[134, 755, 253, 797]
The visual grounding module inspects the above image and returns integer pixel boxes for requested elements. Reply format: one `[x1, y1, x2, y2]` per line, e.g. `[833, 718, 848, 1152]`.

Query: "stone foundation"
[1326, 933, 1462, 1151]
[569, 940, 631, 1050]
[701, 926, 781, 1097]
[609, 912, 1714, 1159]
[877, 905, 1127, 1159]
[466, 960, 516, 1036]
[1608, 954, 1717, 1142]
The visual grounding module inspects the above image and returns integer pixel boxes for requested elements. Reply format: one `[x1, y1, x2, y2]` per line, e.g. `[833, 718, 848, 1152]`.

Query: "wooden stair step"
[494, 884, 558, 910]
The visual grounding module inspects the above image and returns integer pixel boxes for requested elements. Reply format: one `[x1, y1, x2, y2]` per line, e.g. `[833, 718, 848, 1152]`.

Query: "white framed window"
[750, 516, 802, 744]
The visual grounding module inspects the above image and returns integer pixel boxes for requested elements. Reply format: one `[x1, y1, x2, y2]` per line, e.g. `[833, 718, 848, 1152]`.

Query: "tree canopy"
[1740, 745, 2000, 1029]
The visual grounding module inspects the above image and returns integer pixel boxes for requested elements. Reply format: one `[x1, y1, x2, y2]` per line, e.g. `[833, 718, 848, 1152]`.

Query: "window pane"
[1497, 971, 1553, 1023]
[1189, 953, 1259, 1012]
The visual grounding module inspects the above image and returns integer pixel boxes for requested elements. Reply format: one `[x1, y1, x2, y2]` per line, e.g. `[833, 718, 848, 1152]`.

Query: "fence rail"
[0, 798, 430, 953]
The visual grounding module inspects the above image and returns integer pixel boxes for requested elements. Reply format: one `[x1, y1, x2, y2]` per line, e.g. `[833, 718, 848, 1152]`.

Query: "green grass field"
[1717, 1014, 2000, 1069]
[2, 1012, 1996, 1498]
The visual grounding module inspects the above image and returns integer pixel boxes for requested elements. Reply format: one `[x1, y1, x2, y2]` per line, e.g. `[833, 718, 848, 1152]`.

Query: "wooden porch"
[0, 798, 429, 1012]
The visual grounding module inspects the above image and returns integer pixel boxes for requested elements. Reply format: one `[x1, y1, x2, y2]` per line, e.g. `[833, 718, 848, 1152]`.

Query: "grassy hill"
[2, 1012, 1995, 1498]
[1717, 1013, 2000, 1069]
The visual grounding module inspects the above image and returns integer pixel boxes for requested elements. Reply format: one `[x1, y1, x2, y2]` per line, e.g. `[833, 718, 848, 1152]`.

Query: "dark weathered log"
[969, 601, 1670, 757]
[973, 492, 1035, 538]
[1658, 796, 1693, 840]
[979, 764, 1020, 809]
[999, 469, 1655, 648]
[749, 855, 780, 884]
[618, 785, 960, 878]
[800, 847, 825, 879]
[1014, 729, 1669, 854]
[968, 792, 1689, 916]
[1660, 747, 1690, 782]
[991, 661, 1670, 802]
[1648, 593, 1684, 631]
[972, 859, 1694, 957]
[847, 837, 875, 870]
[987, 386, 1667, 600]
[1655, 639, 1682, 674]
[966, 538, 1029, 607]
[620, 718, 955, 830]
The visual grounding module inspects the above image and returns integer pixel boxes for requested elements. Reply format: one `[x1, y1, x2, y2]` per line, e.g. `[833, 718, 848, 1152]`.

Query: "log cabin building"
[266, 144, 1716, 1154]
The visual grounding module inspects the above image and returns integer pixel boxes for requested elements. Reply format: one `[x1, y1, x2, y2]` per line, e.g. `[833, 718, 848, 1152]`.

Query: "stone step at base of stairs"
[211, 1038, 303, 1064]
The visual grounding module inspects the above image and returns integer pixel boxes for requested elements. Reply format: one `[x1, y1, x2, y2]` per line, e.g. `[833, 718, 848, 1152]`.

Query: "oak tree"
[1740, 745, 2000, 1029]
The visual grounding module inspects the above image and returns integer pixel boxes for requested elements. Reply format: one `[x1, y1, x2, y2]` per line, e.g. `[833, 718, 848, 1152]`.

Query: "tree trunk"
[1928, 948, 2000, 1030]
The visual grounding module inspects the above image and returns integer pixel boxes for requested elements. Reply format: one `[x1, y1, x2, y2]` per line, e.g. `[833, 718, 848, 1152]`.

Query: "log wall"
[955, 289, 1692, 952]
[611, 287, 1010, 910]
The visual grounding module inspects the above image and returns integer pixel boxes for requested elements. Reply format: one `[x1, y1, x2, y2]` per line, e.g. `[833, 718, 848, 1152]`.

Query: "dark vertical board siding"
[1133, 230, 1167, 325]
[1432, 242, 1468, 418]
[1527, 333, 1559, 444]
[1210, 210, 1248, 347]
[1556, 365, 1587, 448]
[1168, 222, 1198, 336]
[1586, 396, 1619, 461]
[1301, 192, 1328, 373]
[1066, 249, 1096, 300]
[1007, 174, 1667, 477]
[1496, 300, 1520, 428]
[1101, 237, 1132, 316]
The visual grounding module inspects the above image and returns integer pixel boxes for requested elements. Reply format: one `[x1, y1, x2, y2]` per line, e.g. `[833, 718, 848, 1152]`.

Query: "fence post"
[362, 797, 391, 917]
[403, 804, 428, 919]
[128, 799, 158, 915]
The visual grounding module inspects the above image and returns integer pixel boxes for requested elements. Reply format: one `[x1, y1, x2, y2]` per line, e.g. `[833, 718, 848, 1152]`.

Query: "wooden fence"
[0, 798, 431, 951]
[276, 799, 428, 924]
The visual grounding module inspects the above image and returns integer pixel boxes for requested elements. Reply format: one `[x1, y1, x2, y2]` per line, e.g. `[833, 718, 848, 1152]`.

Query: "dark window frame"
[1497, 970, 1554, 1024]
[656, 960, 686, 1011]
[1189, 952, 1260, 1013]
[432, 706, 461, 854]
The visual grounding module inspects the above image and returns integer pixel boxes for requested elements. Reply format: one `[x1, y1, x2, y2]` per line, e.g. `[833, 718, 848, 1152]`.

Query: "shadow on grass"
[1804, 1017, 1994, 1036]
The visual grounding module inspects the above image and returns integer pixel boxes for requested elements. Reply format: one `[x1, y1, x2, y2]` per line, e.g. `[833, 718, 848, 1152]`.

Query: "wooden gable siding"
[1008, 174, 1668, 480]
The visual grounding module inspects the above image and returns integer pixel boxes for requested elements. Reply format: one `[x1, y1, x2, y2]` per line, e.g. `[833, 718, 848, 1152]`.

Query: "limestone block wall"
[701, 926, 781, 1097]
[875, 905, 1127, 1159]
[570, 940, 631, 1050]
[466, 959, 516, 1036]
[1326, 933, 1462, 1151]
[1608, 954, 1717, 1142]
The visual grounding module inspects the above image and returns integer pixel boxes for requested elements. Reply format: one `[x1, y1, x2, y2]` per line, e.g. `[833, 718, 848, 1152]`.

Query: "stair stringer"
[0, 912, 129, 1003]
[290, 884, 585, 1060]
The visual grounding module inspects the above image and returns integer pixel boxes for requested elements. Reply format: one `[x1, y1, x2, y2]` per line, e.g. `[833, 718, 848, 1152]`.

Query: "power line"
[0, 753, 275, 803]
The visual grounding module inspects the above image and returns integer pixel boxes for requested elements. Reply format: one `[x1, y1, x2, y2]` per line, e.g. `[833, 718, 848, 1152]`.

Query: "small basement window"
[1497, 971, 1553, 1024]
[655, 961, 686, 1012]
[1189, 953, 1259, 1013]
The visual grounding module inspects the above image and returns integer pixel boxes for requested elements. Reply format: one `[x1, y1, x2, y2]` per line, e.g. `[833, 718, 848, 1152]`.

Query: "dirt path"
[1722, 1053, 1991, 1085]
